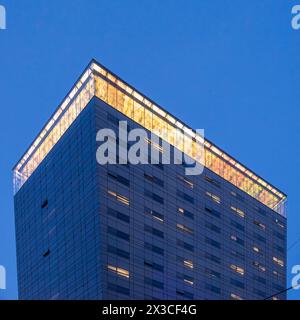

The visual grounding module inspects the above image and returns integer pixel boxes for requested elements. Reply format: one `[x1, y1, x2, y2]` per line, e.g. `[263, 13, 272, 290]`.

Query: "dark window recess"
[253, 275, 266, 285]
[107, 207, 130, 223]
[253, 288, 266, 298]
[43, 249, 50, 257]
[230, 278, 245, 289]
[144, 225, 164, 239]
[108, 171, 130, 187]
[205, 237, 221, 249]
[231, 191, 244, 202]
[145, 207, 164, 222]
[144, 277, 164, 289]
[273, 244, 285, 254]
[205, 283, 221, 294]
[176, 289, 194, 299]
[231, 250, 245, 260]
[177, 239, 194, 252]
[205, 268, 221, 279]
[205, 252, 221, 264]
[144, 242, 164, 256]
[144, 173, 164, 187]
[107, 226, 130, 241]
[176, 190, 194, 204]
[41, 200, 48, 209]
[230, 220, 245, 232]
[205, 207, 221, 218]
[144, 260, 164, 272]
[107, 282, 130, 296]
[107, 245, 130, 260]
[253, 233, 266, 244]
[256, 207, 267, 216]
[205, 222, 221, 234]
[144, 189, 164, 204]
[205, 176, 221, 188]
[273, 230, 285, 241]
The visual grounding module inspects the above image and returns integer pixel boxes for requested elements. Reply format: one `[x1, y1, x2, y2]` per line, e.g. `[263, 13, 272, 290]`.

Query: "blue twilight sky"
[0, 0, 300, 300]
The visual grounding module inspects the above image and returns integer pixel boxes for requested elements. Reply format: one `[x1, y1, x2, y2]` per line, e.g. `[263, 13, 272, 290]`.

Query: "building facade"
[13, 60, 287, 300]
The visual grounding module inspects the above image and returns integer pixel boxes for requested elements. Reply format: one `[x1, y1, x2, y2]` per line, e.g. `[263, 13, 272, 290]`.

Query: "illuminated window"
[253, 220, 266, 230]
[230, 235, 244, 246]
[273, 256, 284, 267]
[231, 206, 245, 218]
[145, 137, 164, 153]
[230, 264, 245, 276]
[178, 207, 194, 220]
[253, 246, 263, 255]
[107, 265, 130, 278]
[108, 190, 130, 206]
[253, 261, 266, 272]
[206, 191, 221, 204]
[274, 219, 285, 229]
[177, 223, 194, 235]
[178, 175, 194, 189]
[184, 260, 194, 269]
[145, 207, 164, 222]
[230, 293, 243, 300]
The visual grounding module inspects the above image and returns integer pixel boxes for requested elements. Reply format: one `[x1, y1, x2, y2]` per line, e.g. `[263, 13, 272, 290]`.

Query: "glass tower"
[13, 60, 287, 300]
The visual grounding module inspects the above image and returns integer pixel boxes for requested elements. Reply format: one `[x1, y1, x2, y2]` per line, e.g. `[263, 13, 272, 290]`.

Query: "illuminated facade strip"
[13, 60, 287, 216]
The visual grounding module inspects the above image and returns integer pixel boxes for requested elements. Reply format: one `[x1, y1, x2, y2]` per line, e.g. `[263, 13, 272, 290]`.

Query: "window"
[230, 264, 245, 276]
[108, 170, 130, 187]
[254, 233, 266, 243]
[230, 191, 244, 202]
[144, 173, 164, 187]
[205, 237, 221, 249]
[178, 207, 194, 220]
[273, 244, 284, 254]
[176, 289, 194, 299]
[230, 278, 244, 289]
[230, 293, 243, 300]
[107, 245, 130, 259]
[274, 218, 285, 229]
[230, 206, 245, 218]
[253, 246, 263, 256]
[108, 207, 130, 223]
[253, 288, 266, 298]
[205, 222, 221, 234]
[231, 250, 244, 260]
[230, 235, 244, 246]
[205, 176, 221, 188]
[205, 268, 221, 279]
[273, 230, 285, 241]
[108, 190, 130, 206]
[177, 190, 194, 204]
[253, 275, 266, 284]
[107, 226, 130, 241]
[206, 191, 221, 204]
[177, 239, 194, 252]
[145, 207, 164, 222]
[177, 223, 194, 235]
[144, 242, 164, 256]
[145, 137, 164, 153]
[107, 265, 129, 278]
[205, 283, 221, 294]
[178, 175, 194, 189]
[107, 283, 130, 296]
[230, 220, 244, 232]
[177, 256, 194, 269]
[205, 252, 221, 264]
[253, 220, 266, 231]
[144, 260, 164, 272]
[144, 225, 164, 239]
[205, 207, 221, 218]
[273, 256, 284, 267]
[43, 249, 50, 257]
[253, 261, 266, 272]
[144, 189, 164, 204]
[144, 277, 164, 289]
[41, 199, 48, 209]
[177, 273, 194, 286]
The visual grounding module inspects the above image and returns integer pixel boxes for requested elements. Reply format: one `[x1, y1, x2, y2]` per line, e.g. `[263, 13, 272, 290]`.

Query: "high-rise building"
[13, 60, 287, 300]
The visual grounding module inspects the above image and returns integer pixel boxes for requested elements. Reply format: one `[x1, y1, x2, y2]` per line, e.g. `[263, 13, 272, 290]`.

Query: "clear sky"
[0, 0, 299, 300]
